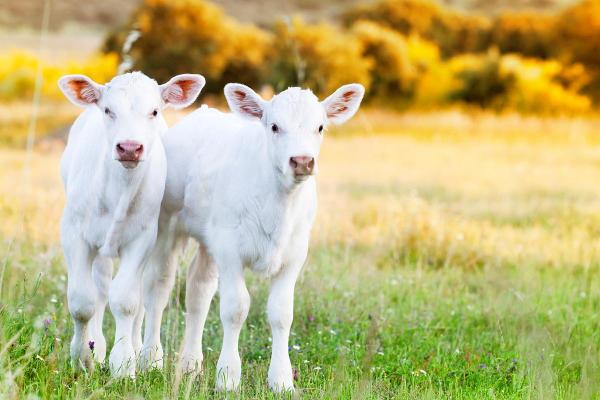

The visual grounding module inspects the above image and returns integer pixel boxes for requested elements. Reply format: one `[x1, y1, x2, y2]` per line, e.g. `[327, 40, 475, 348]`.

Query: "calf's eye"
[151, 109, 158, 117]
[318, 125, 324, 133]
[271, 124, 279, 133]
[104, 107, 111, 116]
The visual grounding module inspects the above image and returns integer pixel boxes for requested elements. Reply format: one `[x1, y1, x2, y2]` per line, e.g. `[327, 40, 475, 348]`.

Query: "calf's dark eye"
[318, 125, 323, 133]
[104, 107, 111, 115]
[271, 124, 279, 133]
[152, 109, 158, 117]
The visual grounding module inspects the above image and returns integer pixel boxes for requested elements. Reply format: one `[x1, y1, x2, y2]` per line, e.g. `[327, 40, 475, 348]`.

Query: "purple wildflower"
[88, 340, 95, 352]
[292, 368, 299, 381]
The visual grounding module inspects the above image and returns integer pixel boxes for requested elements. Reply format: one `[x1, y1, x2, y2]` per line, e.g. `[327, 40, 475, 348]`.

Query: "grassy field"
[0, 111, 599, 399]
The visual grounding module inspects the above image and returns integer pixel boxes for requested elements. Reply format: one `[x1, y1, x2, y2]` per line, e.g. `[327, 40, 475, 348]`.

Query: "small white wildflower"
[292, 345, 301, 351]
[313, 366, 322, 371]
[329, 329, 337, 335]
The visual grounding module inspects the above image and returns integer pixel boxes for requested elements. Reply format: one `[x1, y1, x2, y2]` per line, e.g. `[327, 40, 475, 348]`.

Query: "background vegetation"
[0, 0, 599, 398]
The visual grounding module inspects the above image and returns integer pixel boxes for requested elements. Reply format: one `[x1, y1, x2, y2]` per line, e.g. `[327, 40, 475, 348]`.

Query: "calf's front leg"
[90, 256, 113, 363]
[108, 229, 155, 378]
[64, 233, 97, 372]
[215, 253, 250, 391]
[139, 214, 182, 370]
[266, 257, 305, 393]
[179, 245, 218, 373]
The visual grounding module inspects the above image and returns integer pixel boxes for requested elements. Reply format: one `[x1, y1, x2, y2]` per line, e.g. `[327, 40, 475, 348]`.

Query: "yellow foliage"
[352, 20, 416, 97]
[271, 18, 371, 96]
[500, 55, 591, 114]
[108, 0, 272, 89]
[415, 51, 591, 113]
[0, 50, 118, 101]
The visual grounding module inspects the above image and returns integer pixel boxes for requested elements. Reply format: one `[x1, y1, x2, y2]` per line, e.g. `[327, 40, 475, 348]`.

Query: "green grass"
[1, 240, 598, 399]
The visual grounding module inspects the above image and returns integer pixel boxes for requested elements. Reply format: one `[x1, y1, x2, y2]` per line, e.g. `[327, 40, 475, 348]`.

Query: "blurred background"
[1, 1, 599, 398]
[1, 0, 600, 147]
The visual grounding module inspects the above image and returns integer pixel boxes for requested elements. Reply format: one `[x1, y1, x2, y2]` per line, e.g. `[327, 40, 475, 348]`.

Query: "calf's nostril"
[290, 158, 298, 168]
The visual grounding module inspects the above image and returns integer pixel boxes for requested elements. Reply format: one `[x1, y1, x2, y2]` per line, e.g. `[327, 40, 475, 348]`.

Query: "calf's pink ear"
[160, 74, 206, 109]
[224, 83, 265, 120]
[58, 74, 103, 107]
[322, 84, 365, 125]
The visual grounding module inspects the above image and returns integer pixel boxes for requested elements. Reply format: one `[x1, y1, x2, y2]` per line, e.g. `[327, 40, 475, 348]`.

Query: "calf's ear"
[322, 84, 365, 125]
[58, 74, 103, 107]
[160, 74, 206, 109]
[224, 83, 265, 120]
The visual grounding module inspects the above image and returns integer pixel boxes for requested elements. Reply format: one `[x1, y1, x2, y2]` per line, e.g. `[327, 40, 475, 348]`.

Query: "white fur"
[140, 84, 364, 392]
[59, 71, 204, 377]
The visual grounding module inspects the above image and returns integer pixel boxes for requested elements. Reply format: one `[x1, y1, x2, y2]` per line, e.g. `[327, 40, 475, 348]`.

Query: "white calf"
[140, 83, 364, 391]
[58, 71, 204, 377]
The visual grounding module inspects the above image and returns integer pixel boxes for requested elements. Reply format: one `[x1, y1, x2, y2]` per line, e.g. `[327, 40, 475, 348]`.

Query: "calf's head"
[58, 71, 205, 169]
[224, 83, 364, 186]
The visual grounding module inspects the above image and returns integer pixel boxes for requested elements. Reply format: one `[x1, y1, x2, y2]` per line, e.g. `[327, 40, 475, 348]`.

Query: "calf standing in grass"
[58, 71, 204, 377]
[140, 83, 364, 391]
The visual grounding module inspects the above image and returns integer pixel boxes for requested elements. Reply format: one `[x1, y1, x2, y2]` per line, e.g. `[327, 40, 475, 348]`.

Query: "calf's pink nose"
[116, 141, 144, 162]
[290, 156, 315, 176]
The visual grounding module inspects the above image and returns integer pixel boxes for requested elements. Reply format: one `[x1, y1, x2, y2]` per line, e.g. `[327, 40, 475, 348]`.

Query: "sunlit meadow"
[1, 108, 599, 398]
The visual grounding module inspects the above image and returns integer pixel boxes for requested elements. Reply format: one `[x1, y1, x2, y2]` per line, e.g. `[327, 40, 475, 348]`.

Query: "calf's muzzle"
[290, 156, 315, 177]
[116, 141, 144, 164]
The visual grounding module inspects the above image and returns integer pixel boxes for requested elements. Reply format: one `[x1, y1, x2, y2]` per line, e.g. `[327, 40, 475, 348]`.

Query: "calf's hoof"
[109, 342, 136, 378]
[70, 339, 95, 373]
[215, 366, 241, 392]
[139, 344, 164, 371]
[268, 369, 295, 393]
[178, 353, 203, 374]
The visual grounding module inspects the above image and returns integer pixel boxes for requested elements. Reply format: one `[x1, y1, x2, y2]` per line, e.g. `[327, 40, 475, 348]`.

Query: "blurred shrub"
[104, 0, 272, 93]
[0, 51, 118, 102]
[352, 20, 440, 105]
[500, 55, 591, 114]
[269, 18, 371, 97]
[352, 21, 416, 101]
[490, 12, 555, 59]
[555, 0, 600, 101]
[449, 51, 516, 109]
[415, 50, 590, 113]
[342, 0, 490, 57]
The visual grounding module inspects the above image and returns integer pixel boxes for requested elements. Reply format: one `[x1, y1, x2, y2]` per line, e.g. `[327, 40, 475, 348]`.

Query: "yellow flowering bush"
[270, 18, 372, 97]
[0, 51, 118, 102]
[104, 0, 272, 92]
